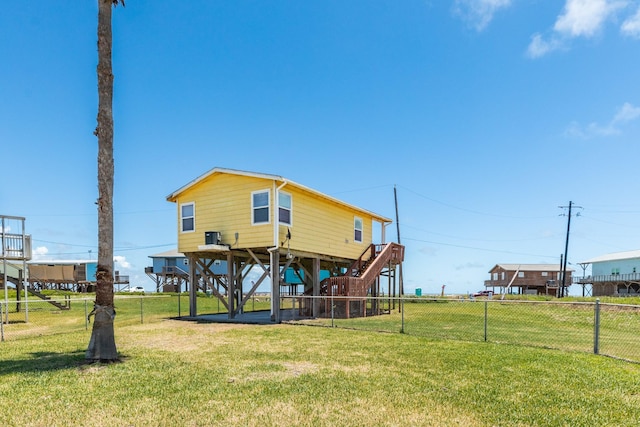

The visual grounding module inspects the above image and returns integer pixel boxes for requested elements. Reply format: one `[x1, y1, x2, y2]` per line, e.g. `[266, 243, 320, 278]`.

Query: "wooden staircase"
[316, 242, 404, 318]
[0, 264, 71, 310]
[27, 289, 70, 310]
[145, 265, 190, 292]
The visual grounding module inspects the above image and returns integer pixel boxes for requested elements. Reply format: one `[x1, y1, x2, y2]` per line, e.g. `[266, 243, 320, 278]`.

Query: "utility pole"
[559, 201, 582, 298]
[394, 185, 403, 298]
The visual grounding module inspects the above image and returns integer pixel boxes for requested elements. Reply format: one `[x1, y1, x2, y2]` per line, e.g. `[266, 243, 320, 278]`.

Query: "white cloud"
[454, 0, 512, 31]
[528, 0, 632, 58]
[622, 7, 640, 37]
[418, 246, 439, 257]
[612, 102, 640, 123]
[526, 33, 563, 58]
[565, 102, 640, 138]
[32, 246, 49, 260]
[554, 0, 628, 37]
[455, 262, 485, 271]
[113, 255, 132, 269]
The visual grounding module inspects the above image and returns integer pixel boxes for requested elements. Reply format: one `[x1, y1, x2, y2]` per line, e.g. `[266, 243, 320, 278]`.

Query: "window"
[518, 272, 525, 278]
[180, 202, 195, 233]
[501, 272, 505, 280]
[354, 217, 363, 243]
[541, 272, 548, 276]
[612, 268, 620, 276]
[252, 190, 270, 224]
[278, 192, 292, 225]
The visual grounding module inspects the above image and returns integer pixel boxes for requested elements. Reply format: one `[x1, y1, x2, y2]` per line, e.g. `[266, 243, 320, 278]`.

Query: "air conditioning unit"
[204, 231, 222, 245]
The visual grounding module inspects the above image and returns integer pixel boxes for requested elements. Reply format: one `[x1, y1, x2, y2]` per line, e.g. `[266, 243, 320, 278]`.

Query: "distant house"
[484, 264, 574, 296]
[27, 260, 129, 292]
[166, 167, 403, 320]
[578, 250, 640, 296]
[146, 249, 226, 293]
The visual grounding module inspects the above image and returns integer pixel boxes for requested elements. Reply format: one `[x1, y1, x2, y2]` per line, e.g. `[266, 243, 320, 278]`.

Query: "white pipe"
[272, 180, 288, 249]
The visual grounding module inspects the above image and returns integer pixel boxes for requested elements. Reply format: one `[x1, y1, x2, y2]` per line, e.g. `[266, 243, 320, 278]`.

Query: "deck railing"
[1, 233, 32, 261]
[324, 243, 404, 297]
[573, 274, 640, 284]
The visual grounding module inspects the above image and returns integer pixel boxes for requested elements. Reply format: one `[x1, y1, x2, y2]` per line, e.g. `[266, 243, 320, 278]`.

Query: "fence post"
[594, 298, 600, 355]
[140, 296, 144, 324]
[0, 301, 4, 341]
[400, 296, 405, 334]
[84, 299, 89, 331]
[484, 301, 488, 342]
[24, 288, 29, 324]
[331, 294, 335, 328]
[178, 293, 181, 318]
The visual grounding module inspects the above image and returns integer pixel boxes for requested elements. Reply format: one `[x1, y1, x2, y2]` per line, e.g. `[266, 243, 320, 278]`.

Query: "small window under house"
[252, 190, 270, 225]
[180, 202, 195, 233]
[354, 217, 363, 243]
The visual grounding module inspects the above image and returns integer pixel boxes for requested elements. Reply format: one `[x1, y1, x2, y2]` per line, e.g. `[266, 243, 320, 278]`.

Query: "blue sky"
[2, 0, 640, 295]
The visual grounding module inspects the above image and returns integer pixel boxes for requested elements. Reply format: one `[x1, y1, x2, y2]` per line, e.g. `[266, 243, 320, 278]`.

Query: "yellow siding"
[173, 172, 380, 259]
[175, 173, 274, 253]
[281, 186, 372, 259]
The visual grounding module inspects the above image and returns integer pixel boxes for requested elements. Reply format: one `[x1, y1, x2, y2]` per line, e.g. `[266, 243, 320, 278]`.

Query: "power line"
[397, 185, 556, 220]
[402, 223, 561, 243]
[403, 236, 559, 260]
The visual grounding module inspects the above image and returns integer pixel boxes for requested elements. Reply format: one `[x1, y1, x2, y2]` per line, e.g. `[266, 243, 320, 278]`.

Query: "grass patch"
[2, 320, 640, 426]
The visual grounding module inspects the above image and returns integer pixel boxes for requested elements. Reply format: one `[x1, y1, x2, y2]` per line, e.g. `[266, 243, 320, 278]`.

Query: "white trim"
[354, 216, 363, 243]
[278, 190, 292, 226]
[251, 189, 271, 225]
[180, 202, 195, 233]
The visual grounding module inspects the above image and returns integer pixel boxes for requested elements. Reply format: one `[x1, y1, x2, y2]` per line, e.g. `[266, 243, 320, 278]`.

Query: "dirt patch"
[117, 320, 251, 352]
[229, 361, 320, 384]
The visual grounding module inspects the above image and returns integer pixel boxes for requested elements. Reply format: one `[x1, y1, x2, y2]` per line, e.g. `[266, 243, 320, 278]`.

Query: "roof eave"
[166, 167, 393, 222]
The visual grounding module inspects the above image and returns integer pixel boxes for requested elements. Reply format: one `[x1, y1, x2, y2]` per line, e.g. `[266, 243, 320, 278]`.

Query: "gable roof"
[581, 249, 640, 264]
[166, 167, 392, 223]
[490, 264, 574, 273]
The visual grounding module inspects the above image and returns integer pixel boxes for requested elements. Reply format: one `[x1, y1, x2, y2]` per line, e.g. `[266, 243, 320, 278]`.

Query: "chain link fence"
[284, 296, 640, 363]
[0, 293, 274, 342]
[0, 295, 183, 342]
[3, 294, 640, 363]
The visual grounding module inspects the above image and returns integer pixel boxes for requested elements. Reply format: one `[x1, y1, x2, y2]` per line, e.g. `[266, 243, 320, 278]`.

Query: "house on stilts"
[166, 167, 404, 322]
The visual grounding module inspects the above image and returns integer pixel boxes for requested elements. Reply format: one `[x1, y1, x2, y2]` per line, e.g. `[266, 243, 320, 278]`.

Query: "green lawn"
[1, 319, 640, 426]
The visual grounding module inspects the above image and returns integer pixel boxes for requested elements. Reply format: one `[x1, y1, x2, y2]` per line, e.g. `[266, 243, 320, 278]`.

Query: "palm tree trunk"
[86, 0, 122, 362]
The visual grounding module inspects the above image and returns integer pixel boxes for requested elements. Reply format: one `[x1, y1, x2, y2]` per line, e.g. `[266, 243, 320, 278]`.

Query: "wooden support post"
[189, 255, 197, 317]
[271, 249, 280, 322]
[312, 257, 320, 318]
[228, 252, 235, 319]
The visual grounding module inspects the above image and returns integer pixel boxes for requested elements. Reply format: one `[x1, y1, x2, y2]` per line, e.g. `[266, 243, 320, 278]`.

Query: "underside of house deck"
[577, 275, 640, 296]
[183, 242, 404, 322]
